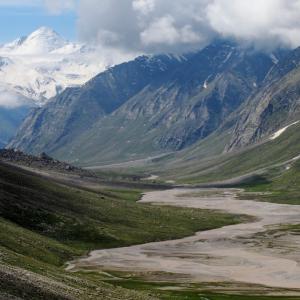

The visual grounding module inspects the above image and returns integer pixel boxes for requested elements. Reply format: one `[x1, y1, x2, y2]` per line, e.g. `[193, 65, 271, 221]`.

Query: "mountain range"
[0, 27, 135, 147]
[10, 39, 298, 167]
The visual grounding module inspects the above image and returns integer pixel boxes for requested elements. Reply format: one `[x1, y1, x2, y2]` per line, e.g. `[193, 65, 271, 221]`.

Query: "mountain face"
[0, 27, 130, 104]
[9, 54, 185, 158]
[10, 40, 281, 165]
[227, 46, 300, 151]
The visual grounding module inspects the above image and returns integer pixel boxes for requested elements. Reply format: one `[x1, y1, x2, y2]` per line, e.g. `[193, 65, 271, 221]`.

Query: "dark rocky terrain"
[0, 149, 89, 176]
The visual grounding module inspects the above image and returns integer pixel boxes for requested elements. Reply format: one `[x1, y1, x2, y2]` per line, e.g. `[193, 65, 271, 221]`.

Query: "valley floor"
[0, 162, 245, 300]
[68, 188, 300, 298]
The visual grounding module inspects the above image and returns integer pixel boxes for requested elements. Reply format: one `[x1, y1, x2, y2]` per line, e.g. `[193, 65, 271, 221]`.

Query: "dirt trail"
[67, 188, 300, 291]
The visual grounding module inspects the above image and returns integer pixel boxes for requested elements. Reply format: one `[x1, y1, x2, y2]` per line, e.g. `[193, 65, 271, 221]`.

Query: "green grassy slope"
[0, 162, 245, 299]
[150, 119, 300, 207]
[240, 158, 300, 205]
[159, 121, 300, 184]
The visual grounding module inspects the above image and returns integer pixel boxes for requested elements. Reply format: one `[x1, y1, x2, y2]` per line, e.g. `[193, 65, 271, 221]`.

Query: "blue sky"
[0, 1, 77, 43]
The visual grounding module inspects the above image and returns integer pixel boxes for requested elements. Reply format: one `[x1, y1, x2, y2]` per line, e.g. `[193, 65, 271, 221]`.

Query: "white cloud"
[77, 0, 212, 53]
[141, 16, 201, 46]
[76, 0, 300, 53]
[132, 0, 155, 15]
[0, 90, 26, 109]
[207, 0, 300, 49]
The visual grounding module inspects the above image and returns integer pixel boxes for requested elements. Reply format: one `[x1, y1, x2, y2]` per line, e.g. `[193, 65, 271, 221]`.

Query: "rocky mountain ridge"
[10, 40, 288, 165]
[0, 148, 89, 175]
[227, 46, 300, 150]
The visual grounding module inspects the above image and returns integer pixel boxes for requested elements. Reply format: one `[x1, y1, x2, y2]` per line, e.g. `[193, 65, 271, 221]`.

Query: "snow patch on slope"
[270, 121, 299, 140]
[144, 175, 159, 181]
[270, 53, 279, 64]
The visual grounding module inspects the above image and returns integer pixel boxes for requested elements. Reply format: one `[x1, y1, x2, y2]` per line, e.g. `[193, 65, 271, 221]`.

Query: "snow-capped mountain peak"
[29, 26, 59, 37]
[1, 27, 68, 55]
[0, 27, 135, 105]
[1, 37, 26, 52]
[0, 27, 104, 104]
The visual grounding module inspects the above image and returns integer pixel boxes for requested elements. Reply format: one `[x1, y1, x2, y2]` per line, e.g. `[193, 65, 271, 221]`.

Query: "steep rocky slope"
[10, 53, 184, 158]
[10, 41, 278, 165]
[227, 46, 300, 150]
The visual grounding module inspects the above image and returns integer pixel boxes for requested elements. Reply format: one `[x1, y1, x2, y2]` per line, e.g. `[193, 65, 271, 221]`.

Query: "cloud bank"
[77, 0, 213, 53]
[0, 90, 27, 109]
[77, 0, 300, 53]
